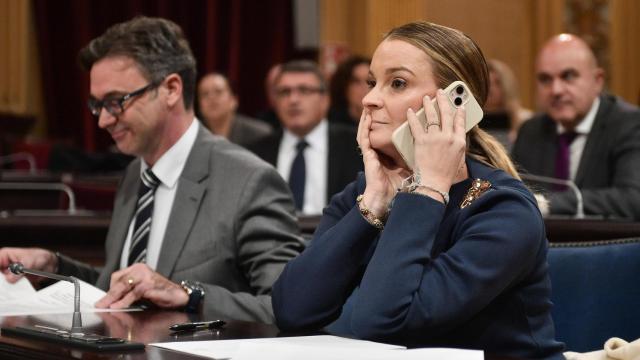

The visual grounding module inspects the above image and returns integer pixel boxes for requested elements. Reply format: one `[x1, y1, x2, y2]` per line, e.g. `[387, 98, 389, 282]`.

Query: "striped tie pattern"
[127, 169, 160, 266]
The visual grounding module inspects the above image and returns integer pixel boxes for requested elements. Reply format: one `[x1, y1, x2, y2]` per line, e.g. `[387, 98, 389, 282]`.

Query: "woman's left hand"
[407, 89, 466, 197]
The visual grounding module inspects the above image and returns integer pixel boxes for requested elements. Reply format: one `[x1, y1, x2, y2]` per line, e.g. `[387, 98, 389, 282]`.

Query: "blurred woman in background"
[328, 56, 371, 126]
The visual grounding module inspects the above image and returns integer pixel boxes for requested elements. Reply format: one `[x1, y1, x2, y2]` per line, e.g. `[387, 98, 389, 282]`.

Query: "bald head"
[535, 34, 604, 130]
[538, 34, 599, 69]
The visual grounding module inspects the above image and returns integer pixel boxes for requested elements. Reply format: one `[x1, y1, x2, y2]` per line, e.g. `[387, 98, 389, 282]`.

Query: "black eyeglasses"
[87, 83, 157, 117]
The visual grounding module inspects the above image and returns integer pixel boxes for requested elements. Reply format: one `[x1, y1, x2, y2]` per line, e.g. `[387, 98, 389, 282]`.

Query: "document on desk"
[0, 277, 139, 316]
[151, 335, 483, 360]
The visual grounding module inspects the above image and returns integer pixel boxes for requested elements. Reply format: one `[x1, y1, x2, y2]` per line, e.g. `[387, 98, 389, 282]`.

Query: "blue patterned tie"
[288, 140, 308, 211]
[127, 169, 160, 266]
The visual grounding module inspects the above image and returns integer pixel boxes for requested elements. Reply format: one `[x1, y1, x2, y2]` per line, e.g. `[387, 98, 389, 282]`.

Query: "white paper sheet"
[151, 335, 483, 360]
[0, 275, 36, 302]
[0, 278, 138, 316]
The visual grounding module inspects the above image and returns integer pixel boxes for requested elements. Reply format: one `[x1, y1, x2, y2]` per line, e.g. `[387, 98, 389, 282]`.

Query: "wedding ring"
[127, 277, 134, 286]
[424, 122, 441, 132]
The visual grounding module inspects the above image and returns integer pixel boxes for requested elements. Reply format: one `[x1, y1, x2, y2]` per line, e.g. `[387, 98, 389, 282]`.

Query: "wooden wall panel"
[610, 0, 640, 104]
[319, 0, 567, 109]
[0, 0, 46, 135]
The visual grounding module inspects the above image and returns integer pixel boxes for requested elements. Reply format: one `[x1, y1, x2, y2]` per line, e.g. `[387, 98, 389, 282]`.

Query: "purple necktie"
[554, 132, 578, 191]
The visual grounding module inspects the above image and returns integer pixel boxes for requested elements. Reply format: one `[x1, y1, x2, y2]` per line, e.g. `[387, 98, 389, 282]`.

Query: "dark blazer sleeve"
[274, 179, 546, 339]
[273, 174, 381, 330]
[347, 190, 544, 340]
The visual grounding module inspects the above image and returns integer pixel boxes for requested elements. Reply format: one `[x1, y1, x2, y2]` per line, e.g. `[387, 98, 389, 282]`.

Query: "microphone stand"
[520, 173, 585, 219]
[8, 263, 83, 335]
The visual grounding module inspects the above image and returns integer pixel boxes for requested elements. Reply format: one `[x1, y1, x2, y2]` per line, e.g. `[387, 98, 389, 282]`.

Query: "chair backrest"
[548, 238, 640, 352]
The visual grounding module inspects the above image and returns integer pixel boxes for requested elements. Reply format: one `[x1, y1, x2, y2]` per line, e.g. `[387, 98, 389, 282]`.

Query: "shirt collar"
[282, 119, 328, 151]
[557, 96, 600, 135]
[141, 118, 199, 189]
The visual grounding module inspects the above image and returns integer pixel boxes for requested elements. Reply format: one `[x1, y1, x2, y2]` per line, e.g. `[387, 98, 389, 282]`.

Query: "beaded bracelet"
[356, 194, 386, 229]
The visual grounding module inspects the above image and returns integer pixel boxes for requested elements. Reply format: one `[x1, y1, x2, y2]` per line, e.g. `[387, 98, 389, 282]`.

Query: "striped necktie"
[127, 168, 161, 266]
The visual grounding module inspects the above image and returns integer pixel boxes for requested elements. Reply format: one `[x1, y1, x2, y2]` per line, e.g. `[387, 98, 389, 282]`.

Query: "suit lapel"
[539, 117, 558, 178]
[155, 128, 210, 278]
[97, 162, 139, 288]
[264, 131, 282, 166]
[327, 125, 341, 201]
[574, 96, 610, 186]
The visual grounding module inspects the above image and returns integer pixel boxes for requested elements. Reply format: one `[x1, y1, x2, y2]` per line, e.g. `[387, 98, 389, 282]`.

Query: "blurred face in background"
[484, 69, 504, 112]
[536, 35, 604, 130]
[274, 72, 328, 137]
[197, 73, 237, 128]
[346, 63, 370, 119]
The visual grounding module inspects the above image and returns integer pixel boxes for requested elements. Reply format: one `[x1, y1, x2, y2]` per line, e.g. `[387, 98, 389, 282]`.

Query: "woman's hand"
[357, 110, 406, 217]
[407, 90, 466, 200]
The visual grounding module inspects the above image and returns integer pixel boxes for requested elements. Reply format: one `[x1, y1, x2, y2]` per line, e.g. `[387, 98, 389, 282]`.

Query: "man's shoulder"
[197, 129, 276, 173]
[598, 94, 640, 123]
[235, 114, 273, 133]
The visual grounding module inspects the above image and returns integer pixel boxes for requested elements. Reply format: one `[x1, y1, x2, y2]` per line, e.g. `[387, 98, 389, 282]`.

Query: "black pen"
[169, 320, 226, 332]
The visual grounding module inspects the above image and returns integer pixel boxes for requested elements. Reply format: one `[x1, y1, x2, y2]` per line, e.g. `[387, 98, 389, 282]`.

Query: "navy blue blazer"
[273, 158, 564, 359]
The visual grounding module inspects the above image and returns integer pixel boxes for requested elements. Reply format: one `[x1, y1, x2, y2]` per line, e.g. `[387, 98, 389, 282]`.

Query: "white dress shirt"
[557, 97, 600, 181]
[120, 119, 199, 270]
[277, 119, 328, 215]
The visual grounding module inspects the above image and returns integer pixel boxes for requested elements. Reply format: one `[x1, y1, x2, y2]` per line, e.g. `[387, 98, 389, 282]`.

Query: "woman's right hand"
[0, 247, 58, 284]
[357, 110, 405, 218]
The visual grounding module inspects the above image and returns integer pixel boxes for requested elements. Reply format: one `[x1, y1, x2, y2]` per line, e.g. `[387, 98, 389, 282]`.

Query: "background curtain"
[33, 0, 295, 151]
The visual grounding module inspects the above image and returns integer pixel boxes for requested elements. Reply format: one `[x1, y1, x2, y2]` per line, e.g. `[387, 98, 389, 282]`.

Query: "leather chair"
[548, 238, 640, 352]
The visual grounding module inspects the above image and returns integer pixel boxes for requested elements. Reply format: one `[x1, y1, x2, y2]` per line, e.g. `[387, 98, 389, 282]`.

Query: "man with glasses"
[248, 60, 362, 215]
[0, 16, 304, 324]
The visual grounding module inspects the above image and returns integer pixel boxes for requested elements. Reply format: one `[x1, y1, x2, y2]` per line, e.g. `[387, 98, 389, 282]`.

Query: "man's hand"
[0, 247, 58, 285]
[95, 263, 189, 310]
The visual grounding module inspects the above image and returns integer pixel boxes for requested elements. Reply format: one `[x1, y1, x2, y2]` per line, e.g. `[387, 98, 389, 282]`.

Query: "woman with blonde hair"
[273, 21, 563, 359]
[485, 58, 534, 143]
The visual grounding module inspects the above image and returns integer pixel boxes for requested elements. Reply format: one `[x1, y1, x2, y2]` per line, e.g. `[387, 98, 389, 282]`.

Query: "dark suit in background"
[248, 123, 362, 205]
[512, 94, 640, 220]
[58, 126, 305, 323]
[228, 114, 273, 148]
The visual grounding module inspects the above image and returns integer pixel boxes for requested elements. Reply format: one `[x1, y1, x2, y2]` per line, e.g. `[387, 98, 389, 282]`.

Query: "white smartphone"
[391, 81, 483, 169]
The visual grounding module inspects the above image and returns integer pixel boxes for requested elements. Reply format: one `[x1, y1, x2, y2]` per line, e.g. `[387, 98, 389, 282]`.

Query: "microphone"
[519, 173, 584, 219]
[9, 262, 83, 335]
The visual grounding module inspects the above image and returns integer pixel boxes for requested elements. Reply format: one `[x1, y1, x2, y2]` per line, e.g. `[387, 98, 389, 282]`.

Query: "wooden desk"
[0, 311, 517, 360]
[0, 311, 278, 359]
[544, 217, 640, 242]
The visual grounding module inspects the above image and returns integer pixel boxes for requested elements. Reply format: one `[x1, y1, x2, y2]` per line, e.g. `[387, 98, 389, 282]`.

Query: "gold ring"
[424, 122, 441, 132]
[127, 277, 134, 286]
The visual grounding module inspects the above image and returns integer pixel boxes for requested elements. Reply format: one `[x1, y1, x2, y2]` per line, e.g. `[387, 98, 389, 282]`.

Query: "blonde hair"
[385, 21, 520, 179]
[487, 59, 530, 136]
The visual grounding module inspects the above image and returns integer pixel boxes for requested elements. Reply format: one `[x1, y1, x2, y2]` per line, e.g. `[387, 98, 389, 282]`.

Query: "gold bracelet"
[412, 185, 449, 205]
[356, 194, 386, 229]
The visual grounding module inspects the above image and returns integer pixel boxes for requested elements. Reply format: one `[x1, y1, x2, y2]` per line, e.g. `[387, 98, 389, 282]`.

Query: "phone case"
[391, 81, 483, 169]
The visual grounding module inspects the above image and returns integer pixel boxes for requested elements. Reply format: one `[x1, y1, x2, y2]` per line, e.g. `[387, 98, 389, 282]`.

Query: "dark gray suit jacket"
[228, 114, 273, 147]
[58, 125, 305, 323]
[247, 123, 363, 204]
[512, 94, 640, 220]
